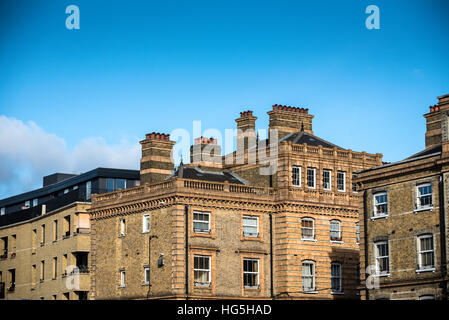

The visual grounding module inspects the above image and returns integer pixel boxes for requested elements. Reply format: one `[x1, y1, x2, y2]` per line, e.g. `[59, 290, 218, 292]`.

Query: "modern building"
[89, 105, 382, 300]
[356, 94, 449, 300]
[0, 168, 140, 300]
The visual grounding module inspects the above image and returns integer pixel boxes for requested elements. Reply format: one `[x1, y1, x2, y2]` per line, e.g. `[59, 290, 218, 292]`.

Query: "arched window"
[302, 260, 315, 292]
[330, 220, 341, 241]
[301, 218, 315, 240]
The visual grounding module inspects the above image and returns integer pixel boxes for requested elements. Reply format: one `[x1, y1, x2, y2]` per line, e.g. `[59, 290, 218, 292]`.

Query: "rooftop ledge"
[91, 178, 275, 204]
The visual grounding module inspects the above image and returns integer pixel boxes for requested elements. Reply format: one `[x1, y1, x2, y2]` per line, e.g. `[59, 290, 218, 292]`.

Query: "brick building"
[0, 168, 140, 300]
[356, 94, 449, 300]
[89, 105, 382, 300]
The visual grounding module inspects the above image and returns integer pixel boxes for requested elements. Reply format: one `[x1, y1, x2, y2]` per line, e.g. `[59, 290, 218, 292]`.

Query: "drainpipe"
[146, 234, 158, 299]
[269, 213, 274, 298]
[438, 173, 447, 299]
[363, 190, 370, 300]
[185, 205, 189, 299]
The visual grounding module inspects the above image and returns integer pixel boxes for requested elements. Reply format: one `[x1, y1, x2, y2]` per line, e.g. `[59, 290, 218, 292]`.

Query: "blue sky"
[0, 0, 448, 198]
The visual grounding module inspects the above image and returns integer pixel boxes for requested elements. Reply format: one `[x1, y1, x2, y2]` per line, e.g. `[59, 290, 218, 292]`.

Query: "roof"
[279, 131, 344, 149]
[0, 167, 140, 207]
[406, 144, 442, 160]
[357, 144, 442, 174]
[168, 166, 247, 185]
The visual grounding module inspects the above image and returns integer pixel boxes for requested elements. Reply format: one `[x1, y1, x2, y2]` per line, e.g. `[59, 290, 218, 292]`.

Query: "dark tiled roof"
[280, 131, 344, 149]
[169, 166, 247, 185]
[406, 144, 442, 160]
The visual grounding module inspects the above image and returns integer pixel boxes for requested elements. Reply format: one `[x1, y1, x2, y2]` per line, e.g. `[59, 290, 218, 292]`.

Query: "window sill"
[118, 235, 125, 238]
[371, 215, 388, 221]
[142, 283, 149, 286]
[302, 290, 318, 294]
[118, 285, 126, 289]
[414, 206, 433, 213]
[416, 268, 435, 274]
[373, 273, 390, 278]
[301, 238, 317, 242]
[194, 283, 212, 288]
[244, 286, 260, 291]
[142, 231, 150, 234]
[331, 291, 344, 295]
[330, 240, 344, 244]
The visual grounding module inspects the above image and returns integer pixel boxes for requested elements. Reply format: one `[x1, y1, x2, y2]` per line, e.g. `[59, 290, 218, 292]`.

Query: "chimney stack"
[424, 94, 449, 149]
[140, 132, 176, 184]
[235, 110, 257, 155]
[267, 104, 313, 140]
[190, 136, 222, 171]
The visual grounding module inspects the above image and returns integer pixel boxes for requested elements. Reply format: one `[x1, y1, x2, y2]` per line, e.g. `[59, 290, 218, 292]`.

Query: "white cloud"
[0, 115, 140, 199]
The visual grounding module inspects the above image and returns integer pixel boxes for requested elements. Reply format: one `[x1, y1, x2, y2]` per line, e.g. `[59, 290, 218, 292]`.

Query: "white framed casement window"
[331, 262, 342, 294]
[323, 169, 332, 190]
[355, 222, 360, 244]
[292, 166, 301, 187]
[0, 207, 5, 216]
[193, 211, 210, 233]
[419, 295, 435, 300]
[143, 266, 150, 285]
[243, 215, 259, 237]
[337, 171, 346, 192]
[120, 218, 126, 237]
[307, 168, 316, 189]
[243, 258, 259, 289]
[194, 255, 211, 287]
[417, 234, 435, 272]
[416, 183, 432, 210]
[375, 241, 390, 276]
[142, 214, 150, 233]
[24, 201, 31, 209]
[86, 181, 92, 200]
[302, 260, 316, 293]
[32, 198, 38, 207]
[330, 220, 341, 241]
[119, 270, 126, 288]
[373, 192, 388, 217]
[301, 218, 315, 240]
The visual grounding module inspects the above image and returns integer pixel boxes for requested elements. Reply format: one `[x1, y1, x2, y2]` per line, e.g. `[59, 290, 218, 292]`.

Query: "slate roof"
[279, 131, 344, 149]
[168, 166, 247, 185]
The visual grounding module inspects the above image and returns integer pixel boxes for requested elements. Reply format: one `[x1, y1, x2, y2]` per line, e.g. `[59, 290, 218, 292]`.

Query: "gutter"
[269, 213, 274, 298]
[363, 190, 370, 300]
[185, 205, 189, 299]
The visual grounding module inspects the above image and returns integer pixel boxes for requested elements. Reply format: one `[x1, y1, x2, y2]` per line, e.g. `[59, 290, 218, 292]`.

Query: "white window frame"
[120, 218, 126, 237]
[330, 220, 341, 241]
[193, 211, 211, 234]
[292, 166, 301, 187]
[301, 218, 315, 240]
[375, 241, 390, 276]
[323, 169, 332, 190]
[373, 192, 388, 218]
[307, 168, 316, 189]
[331, 262, 343, 294]
[243, 258, 260, 289]
[142, 214, 150, 233]
[355, 222, 360, 244]
[86, 181, 92, 200]
[144, 266, 150, 285]
[302, 260, 316, 293]
[119, 270, 126, 288]
[417, 234, 435, 272]
[32, 198, 38, 207]
[419, 295, 435, 300]
[0, 207, 5, 216]
[416, 183, 432, 210]
[337, 171, 346, 192]
[24, 201, 31, 209]
[194, 255, 211, 287]
[243, 215, 259, 237]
